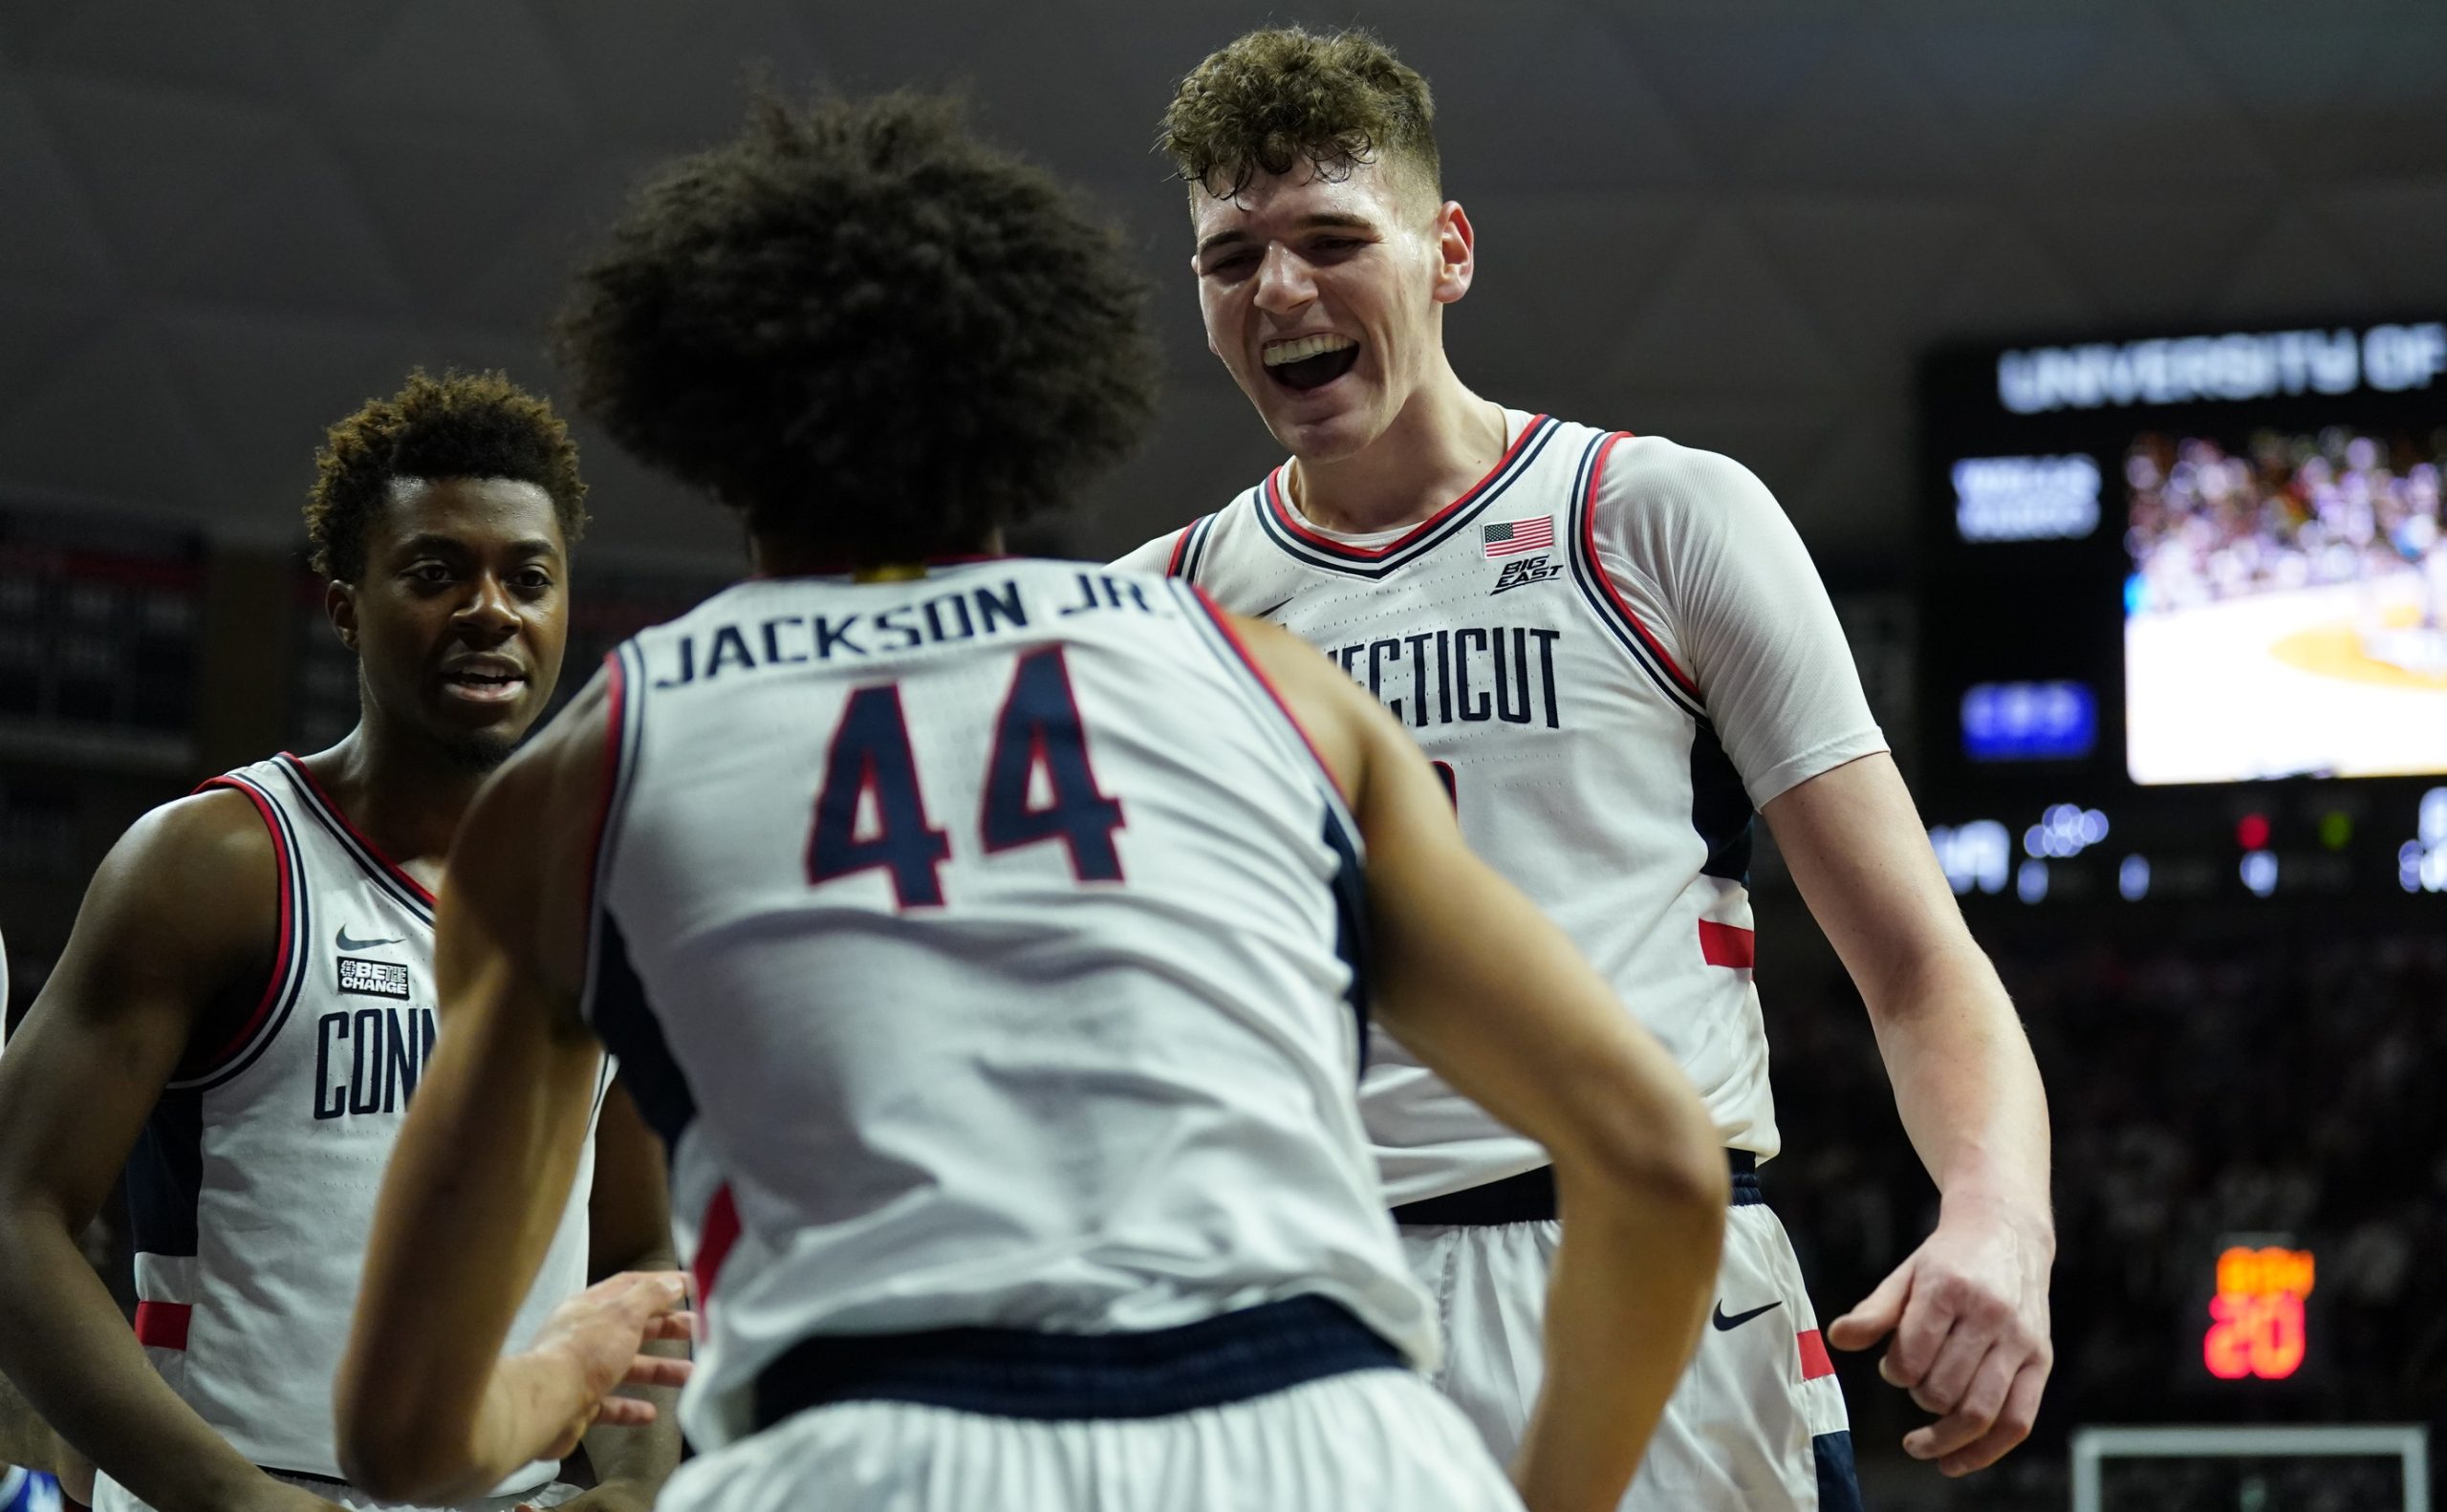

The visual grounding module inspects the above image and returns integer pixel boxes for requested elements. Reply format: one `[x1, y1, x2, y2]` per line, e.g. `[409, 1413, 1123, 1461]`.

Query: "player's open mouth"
[440, 661, 528, 704]
[1262, 333, 1359, 393]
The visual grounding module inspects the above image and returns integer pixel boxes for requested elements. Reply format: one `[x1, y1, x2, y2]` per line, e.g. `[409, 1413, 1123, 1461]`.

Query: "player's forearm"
[1512, 1161, 1723, 1512]
[0, 1369, 69, 1476]
[0, 1208, 269, 1512]
[1866, 947, 2053, 1231]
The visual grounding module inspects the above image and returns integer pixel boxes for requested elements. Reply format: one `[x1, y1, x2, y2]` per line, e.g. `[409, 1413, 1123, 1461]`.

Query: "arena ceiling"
[2, 0, 2443, 579]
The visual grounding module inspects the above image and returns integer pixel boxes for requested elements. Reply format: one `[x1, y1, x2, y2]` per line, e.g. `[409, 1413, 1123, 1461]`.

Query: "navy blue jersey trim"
[126, 1085, 204, 1257]
[1251, 418, 1561, 579]
[272, 755, 437, 926]
[1813, 1431, 1863, 1511]
[586, 915, 696, 1153]
[172, 773, 313, 1092]
[1167, 512, 1220, 583]
[750, 1294, 1401, 1427]
[579, 646, 698, 1155]
[1690, 720, 1755, 884]
[1319, 809, 1371, 1077]
[1563, 434, 1707, 720]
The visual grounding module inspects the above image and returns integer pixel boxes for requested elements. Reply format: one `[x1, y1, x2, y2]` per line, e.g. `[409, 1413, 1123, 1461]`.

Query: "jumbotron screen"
[1920, 318, 2447, 792]
[1916, 318, 2447, 907]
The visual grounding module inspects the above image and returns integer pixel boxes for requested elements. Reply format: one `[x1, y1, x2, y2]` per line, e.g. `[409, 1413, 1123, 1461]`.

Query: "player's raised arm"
[0, 793, 338, 1512]
[336, 678, 690, 1501]
[1231, 613, 1727, 1512]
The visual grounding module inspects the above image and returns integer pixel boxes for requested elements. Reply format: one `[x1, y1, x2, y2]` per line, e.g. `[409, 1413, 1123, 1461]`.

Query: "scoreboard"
[1916, 318, 2447, 907]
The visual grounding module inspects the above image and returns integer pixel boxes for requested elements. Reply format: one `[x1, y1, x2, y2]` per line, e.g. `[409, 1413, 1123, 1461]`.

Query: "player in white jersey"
[331, 93, 1730, 1512]
[1118, 28, 2058, 1507]
[0, 373, 681, 1512]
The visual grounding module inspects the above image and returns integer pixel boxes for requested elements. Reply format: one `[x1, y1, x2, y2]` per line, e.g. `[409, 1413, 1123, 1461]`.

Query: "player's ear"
[1433, 200, 1475, 307]
[326, 578, 360, 654]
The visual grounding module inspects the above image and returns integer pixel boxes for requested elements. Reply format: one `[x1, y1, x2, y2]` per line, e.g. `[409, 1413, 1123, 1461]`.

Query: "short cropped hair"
[307, 368, 588, 580]
[1159, 26, 1440, 205]
[552, 92, 1157, 562]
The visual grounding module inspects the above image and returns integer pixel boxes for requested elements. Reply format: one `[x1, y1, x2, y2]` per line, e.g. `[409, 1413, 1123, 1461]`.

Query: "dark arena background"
[3, 3, 2444, 1507]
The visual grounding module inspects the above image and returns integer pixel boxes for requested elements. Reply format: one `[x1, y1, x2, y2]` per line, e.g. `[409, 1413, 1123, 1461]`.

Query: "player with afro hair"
[552, 92, 1156, 568]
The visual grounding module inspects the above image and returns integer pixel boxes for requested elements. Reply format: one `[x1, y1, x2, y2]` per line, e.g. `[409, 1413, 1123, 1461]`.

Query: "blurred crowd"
[1767, 916, 2447, 1507]
[2126, 430, 2447, 615]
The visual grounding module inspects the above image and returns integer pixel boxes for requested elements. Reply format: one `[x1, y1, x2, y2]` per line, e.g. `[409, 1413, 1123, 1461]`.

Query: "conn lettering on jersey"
[1326, 625, 1565, 731]
[653, 573, 1165, 688]
[313, 1004, 438, 1120]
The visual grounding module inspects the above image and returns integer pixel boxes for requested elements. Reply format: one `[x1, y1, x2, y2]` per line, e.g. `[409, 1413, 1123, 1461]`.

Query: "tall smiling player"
[332, 93, 1729, 1512]
[1117, 28, 2056, 1507]
[0, 372, 679, 1512]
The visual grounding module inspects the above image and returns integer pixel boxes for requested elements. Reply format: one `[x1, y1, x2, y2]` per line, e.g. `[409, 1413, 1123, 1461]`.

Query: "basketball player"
[0, 372, 680, 1512]
[1116, 27, 2056, 1507]
[331, 94, 1729, 1512]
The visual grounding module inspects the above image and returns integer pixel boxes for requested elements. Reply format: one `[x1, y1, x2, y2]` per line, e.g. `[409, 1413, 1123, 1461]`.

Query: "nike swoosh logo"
[1251, 597, 1296, 620]
[336, 927, 406, 952]
[1712, 1299, 1784, 1331]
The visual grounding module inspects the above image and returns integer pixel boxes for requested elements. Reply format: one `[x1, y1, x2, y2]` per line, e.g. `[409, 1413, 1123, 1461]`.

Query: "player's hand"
[1826, 1200, 2052, 1477]
[508, 1270, 696, 1463]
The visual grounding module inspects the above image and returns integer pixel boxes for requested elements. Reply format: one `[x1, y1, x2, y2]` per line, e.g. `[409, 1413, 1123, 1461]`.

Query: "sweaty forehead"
[375, 477, 563, 553]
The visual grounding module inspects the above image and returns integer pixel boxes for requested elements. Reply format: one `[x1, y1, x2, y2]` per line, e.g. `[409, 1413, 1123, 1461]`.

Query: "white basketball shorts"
[95, 1469, 579, 1512]
[1400, 1192, 1861, 1511]
[662, 1368, 1523, 1512]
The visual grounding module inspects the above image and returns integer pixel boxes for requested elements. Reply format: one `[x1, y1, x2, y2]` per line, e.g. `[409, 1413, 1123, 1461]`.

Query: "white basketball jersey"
[582, 561, 1436, 1451]
[105, 754, 600, 1505]
[1119, 413, 1887, 1205]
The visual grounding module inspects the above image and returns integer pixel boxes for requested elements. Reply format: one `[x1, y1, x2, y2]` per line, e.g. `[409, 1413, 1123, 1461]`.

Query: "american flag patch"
[1482, 516, 1554, 558]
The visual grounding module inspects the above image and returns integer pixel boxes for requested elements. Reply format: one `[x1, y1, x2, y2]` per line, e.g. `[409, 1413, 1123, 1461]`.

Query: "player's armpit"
[0, 789, 303, 1512]
[1229, 614, 1726, 1512]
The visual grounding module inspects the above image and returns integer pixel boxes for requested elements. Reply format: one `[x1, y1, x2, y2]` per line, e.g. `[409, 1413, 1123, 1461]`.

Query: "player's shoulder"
[1583, 430, 1771, 509]
[59, 782, 283, 981]
[120, 784, 281, 890]
[1573, 427, 1786, 555]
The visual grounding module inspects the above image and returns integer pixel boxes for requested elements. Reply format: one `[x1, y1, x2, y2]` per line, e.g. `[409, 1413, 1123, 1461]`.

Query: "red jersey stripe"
[1578, 432, 1700, 698]
[187, 778, 297, 1074]
[134, 1301, 192, 1350]
[1798, 1328, 1836, 1381]
[1266, 416, 1549, 561]
[694, 1184, 742, 1307]
[1698, 920, 1756, 970]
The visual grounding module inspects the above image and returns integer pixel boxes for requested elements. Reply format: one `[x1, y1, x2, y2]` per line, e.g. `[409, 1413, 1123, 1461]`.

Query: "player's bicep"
[1607, 443, 1883, 804]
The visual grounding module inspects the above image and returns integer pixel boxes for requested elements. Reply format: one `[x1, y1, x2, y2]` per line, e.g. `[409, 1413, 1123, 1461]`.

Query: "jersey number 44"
[807, 645, 1126, 908]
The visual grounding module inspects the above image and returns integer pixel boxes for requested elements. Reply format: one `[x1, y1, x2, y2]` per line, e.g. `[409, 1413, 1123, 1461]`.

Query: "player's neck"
[295, 722, 488, 885]
[1285, 364, 1506, 536]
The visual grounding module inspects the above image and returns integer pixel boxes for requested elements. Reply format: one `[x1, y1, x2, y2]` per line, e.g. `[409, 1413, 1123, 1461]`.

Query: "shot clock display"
[1917, 319, 2447, 904]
